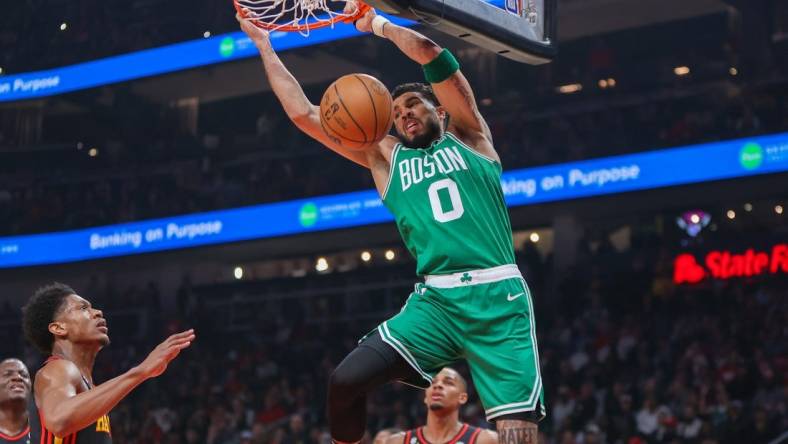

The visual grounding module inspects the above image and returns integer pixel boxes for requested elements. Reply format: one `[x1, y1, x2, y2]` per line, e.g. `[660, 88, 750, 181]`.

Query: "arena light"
[598, 78, 616, 89]
[60, 22, 68, 31]
[384, 250, 396, 261]
[729, 67, 738, 76]
[360, 251, 372, 262]
[88, 148, 98, 157]
[677, 210, 710, 237]
[674, 66, 690, 76]
[776, 205, 784, 215]
[726, 210, 736, 220]
[233, 266, 243, 280]
[557, 83, 582, 94]
[316, 257, 329, 271]
[0, 67, 3, 74]
[744, 203, 753, 212]
[203, 31, 211, 38]
[529, 232, 540, 242]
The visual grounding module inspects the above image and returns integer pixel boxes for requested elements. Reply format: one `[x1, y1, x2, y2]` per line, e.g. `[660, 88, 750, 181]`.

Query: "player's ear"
[458, 392, 468, 405]
[436, 106, 447, 121]
[48, 321, 67, 338]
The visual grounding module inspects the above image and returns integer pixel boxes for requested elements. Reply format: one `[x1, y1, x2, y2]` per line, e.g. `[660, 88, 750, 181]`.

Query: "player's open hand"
[137, 329, 195, 379]
[349, 1, 376, 34]
[236, 9, 270, 46]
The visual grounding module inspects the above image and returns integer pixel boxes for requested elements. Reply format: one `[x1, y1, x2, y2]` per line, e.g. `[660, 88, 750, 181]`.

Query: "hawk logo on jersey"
[95, 414, 111, 434]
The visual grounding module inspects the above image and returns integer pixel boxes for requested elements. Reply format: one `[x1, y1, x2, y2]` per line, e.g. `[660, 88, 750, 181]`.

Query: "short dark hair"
[22, 283, 75, 354]
[442, 367, 468, 392]
[392, 83, 440, 107]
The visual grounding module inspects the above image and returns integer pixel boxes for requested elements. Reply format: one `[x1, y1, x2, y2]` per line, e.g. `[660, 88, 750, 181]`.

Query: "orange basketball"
[319, 74, 394, 151]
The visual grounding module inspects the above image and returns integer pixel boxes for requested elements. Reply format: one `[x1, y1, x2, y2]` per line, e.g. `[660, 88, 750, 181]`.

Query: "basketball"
[319, 74, 394, 151]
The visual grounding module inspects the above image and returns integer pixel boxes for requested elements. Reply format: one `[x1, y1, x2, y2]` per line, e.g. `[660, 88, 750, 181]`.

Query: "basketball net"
[234, 0, 370, 36]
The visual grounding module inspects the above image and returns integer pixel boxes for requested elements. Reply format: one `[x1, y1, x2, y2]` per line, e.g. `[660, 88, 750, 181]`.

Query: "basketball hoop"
[234, 0, 371, 36]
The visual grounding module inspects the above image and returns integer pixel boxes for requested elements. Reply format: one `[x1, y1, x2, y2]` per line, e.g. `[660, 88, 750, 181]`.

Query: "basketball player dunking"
[0, 359, 39, 444]
[238, 5, 545, 443]
[384, 368, 497, 444]
[22, 283, 195, 443]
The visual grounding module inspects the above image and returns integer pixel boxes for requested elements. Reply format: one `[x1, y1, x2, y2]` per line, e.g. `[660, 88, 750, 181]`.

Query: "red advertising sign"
[674, 244, 788, 284]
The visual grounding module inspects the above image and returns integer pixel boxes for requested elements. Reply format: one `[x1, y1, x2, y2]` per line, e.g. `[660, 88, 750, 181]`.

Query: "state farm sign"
[673, 243, 788, 284]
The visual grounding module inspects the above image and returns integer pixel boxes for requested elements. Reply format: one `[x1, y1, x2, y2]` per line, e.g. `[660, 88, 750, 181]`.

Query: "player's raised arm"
[35, 330, 194, 437]
[236, 13, 372, 168]
[354, 8, 497, 162]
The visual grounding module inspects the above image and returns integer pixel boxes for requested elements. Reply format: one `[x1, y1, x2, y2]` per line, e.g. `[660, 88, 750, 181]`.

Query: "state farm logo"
[674, 244, 788, 284]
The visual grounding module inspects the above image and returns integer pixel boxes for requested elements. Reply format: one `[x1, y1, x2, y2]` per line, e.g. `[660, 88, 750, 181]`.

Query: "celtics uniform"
[376, 132, 545, 421]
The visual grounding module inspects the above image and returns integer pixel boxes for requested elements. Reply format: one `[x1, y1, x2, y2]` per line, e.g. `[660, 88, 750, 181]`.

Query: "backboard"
[365, 0, 556, 64]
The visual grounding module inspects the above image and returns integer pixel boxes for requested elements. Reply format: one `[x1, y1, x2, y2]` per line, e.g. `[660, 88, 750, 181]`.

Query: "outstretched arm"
[237, 13, 371, 168]
[35, 330, 194, 437]
[356, 9, 497, 161]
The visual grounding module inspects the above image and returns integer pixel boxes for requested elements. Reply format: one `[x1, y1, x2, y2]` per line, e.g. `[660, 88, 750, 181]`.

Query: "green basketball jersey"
[382, 132, 516, 276]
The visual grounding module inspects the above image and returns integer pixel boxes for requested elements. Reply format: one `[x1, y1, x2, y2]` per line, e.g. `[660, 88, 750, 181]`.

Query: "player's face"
[392, 92, 444, 149]
[424, 368, 467, 412]
[52, 294, 110, 348]
[0, 359, 31, 403]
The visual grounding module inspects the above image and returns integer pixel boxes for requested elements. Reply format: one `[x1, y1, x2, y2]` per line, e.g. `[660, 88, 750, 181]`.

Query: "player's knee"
[328, 361, 363, 401]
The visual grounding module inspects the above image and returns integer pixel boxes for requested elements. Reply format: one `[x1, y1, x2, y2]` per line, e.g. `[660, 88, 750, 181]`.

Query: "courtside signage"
[673, 243, 788, 284]
[1, 133, 786, 268]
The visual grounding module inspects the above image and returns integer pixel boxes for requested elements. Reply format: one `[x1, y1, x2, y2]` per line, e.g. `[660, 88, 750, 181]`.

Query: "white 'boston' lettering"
[397, 147, 470, 192]
[399, 159, 412, 191]
[445, 146, 468, 171]
[423, 156, 436, 179]
[434, 150, 454, 174]
[411, 157, 424, 185]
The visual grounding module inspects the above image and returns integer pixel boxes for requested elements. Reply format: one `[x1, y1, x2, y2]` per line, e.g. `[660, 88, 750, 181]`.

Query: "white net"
[237, 0, 363, 36]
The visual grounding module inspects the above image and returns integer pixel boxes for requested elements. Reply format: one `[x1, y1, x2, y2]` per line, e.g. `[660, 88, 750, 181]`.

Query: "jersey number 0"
[428, 178, 465, 223]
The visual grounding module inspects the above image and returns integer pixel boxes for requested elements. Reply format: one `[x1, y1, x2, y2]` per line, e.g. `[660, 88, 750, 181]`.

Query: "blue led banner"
[0, 0, 518, 102]
[1, 133, 786, 268]
[0, 16, 414, 102]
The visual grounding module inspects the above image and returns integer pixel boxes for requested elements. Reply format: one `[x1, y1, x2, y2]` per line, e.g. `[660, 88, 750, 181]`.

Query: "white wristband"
[371, 15, 390, 38]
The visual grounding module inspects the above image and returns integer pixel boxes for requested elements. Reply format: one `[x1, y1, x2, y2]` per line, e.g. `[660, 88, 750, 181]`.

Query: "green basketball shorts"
[373, 264, 546, 421]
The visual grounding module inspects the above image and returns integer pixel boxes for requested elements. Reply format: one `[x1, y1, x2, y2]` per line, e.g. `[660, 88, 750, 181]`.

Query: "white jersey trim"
[445, 132, 498, 164]
[381, 144, 402, 201]
[424, 264, 521, 288]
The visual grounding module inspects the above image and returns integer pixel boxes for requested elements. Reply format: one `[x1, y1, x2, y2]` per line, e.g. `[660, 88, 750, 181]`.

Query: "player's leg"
[462, 277, 546, 442]
[495, 415, 540, 443]
[330, 283, 461, 442]
[328, 331, 418, 443]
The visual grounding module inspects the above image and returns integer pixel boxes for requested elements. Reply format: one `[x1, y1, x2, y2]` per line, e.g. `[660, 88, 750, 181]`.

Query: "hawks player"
[385, 368, 497, 444]
[0, 359, 38, 444]
[22, 283, 194, 443]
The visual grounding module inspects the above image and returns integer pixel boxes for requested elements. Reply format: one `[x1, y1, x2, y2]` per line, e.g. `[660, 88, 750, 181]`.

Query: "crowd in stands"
[2, 8, 787, 236]
[0, 0, 236, 73]
[3, 227, 785, 444]
[1, 80, 786, 236]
